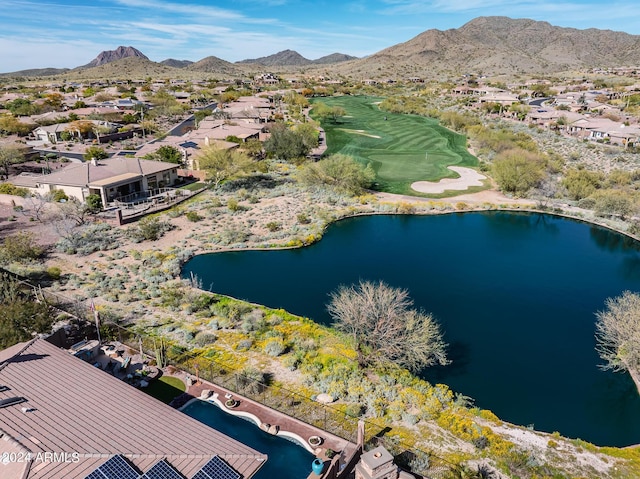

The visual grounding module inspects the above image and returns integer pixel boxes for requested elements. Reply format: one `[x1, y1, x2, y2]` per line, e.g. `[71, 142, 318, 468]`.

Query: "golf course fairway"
[311, 96, 480, 196]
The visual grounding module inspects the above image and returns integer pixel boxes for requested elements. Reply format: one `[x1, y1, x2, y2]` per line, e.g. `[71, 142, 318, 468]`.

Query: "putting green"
[310, 96, 479, 196]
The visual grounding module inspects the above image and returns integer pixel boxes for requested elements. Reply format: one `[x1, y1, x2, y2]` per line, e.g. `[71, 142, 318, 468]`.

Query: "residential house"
[478, 93, 520, 106]
[32, 120, 119, 144]
[11, 156, 180, 206]
[568, 118, 640, 146]
[0, 338, 266, 479]
[526, 109, 585, 129]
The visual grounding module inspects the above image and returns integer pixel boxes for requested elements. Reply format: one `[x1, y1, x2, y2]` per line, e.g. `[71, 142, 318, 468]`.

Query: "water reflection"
[182, 212, 640, 446]
[590, 226, 640, 253]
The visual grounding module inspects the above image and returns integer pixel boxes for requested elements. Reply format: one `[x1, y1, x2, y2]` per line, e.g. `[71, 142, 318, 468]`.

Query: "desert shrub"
[297, 153, 375, 195]
[396, 202, 415, 214]
[297, 213, 311, 224]
[0, 183, 29, 197]
[562, 168, 604, 200]
[237, 366, 267, 395]
[263, 338, 286, 357]
[592, 190, 634, 219]
[227, 198, 239, 212]
[577, 197, 596, 209]
[46, 266, 61, 280]
[0, 232, 44, 263]
[282, 354, 300, 371]
[345, 403, 364, 417]
[236, 339, 253, 351]
[185, 211, 203, 222]
[56, 223, 121, 255]
[265, 221, 281, 232]
[194, 331, 217, 346]
[472, 435, 490, 450]
[51, 189, 68, 202]
[130, 217, 173, 242]
[217, 226, 248, 245]
[492, 148, 545, 195]
[82, 193, 101, 213]
[402, 412, 419, 425]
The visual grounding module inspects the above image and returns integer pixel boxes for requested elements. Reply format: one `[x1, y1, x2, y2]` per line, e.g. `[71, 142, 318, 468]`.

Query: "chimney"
[91, 157, 98, 167]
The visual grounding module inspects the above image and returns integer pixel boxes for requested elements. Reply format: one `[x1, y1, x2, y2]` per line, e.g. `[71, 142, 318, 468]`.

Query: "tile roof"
[12, 158, 178, 188]
[0, 338, 266, 479]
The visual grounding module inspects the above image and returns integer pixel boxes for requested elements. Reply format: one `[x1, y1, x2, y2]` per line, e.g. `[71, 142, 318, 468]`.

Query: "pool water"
[182, 400, 314, 479]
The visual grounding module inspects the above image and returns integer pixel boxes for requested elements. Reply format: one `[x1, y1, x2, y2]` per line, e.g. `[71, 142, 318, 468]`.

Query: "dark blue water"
[182, 400, 313, 479]
[182, 212, 640, 446]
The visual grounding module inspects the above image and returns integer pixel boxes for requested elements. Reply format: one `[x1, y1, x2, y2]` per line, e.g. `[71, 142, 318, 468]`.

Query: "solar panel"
[84, 455, 139, 479]
[85, 470, 107, 479]
[141, 459, 184, 479]
[192, 456, 240, 479]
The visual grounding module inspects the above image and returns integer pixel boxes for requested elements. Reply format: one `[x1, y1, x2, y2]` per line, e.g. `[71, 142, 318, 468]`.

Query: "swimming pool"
[182, 400, 314, 479]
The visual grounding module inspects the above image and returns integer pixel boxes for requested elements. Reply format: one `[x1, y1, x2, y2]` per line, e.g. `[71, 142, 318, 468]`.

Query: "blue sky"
[1, 0, 639, 72]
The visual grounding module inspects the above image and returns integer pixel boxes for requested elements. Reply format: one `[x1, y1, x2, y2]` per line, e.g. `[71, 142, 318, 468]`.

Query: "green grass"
[143, 375, 186, 404]
[311, 96, 479, 196]
[178, 182, 206, 191]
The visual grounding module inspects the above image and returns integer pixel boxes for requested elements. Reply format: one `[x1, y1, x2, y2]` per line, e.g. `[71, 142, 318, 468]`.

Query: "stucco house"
[11, 157, 179, 207]
[33, 120, 119, 144]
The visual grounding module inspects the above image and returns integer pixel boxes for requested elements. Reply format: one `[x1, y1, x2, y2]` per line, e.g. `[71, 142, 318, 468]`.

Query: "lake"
[182, 212, 640, 447]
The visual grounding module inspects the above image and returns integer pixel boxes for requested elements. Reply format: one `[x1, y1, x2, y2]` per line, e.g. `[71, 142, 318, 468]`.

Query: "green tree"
[132, 217, 173, 241]
[312, 102, 346, 123]
[0, 143, 25, 178]
[0, 232, 44, 264]
[264, 123, 310, 162]
[148, 90, 184, 119]
[592, 190, 634, 219]
[298, 154, 374, 195]
[595, 291, 640, 394]
[85, 194, 103, 213]
[67, 120, 96, 140]
[146, 145, 183, 165]
[327, 280, 449, 372]
[5, 98, 39, 116]
[196, 145, 254, 188]
[0, 114, 35, 136]
[293, 123, 319, 150]
[491, 149, 545, 196]
[83, 146, 109, 162]
[194, 109, 212, 127]
[240, 138, 265, 160]
[43, 93, 64, 110]
[562, 168, 603, 200]
[0, 273, 55, 349]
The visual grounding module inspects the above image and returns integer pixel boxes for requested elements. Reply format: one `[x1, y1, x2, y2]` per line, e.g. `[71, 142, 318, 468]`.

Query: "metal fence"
[107, 324, 457, 478]
[1, 271, 459, 479]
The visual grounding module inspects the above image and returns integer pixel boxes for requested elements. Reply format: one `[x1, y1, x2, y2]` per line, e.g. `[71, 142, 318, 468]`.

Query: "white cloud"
[0, 38, 103, 71]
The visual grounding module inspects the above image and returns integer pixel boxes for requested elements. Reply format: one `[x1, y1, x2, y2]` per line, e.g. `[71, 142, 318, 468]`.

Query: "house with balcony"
[11, 156, 179, 207]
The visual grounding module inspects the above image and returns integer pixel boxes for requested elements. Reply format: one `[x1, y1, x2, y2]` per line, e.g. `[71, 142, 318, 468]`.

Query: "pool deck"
[181, 373, 358, 462]
[88, 342, 359, 477]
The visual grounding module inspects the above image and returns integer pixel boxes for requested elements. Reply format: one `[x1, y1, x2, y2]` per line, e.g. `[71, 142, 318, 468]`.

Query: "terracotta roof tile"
[0, 339, 266, 479]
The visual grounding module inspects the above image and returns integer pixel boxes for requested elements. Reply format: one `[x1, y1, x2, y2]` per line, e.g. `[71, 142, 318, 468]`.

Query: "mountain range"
[338, 16, 640, 78]
[3, 17, 640, 79]
[236, 49, 358, 67]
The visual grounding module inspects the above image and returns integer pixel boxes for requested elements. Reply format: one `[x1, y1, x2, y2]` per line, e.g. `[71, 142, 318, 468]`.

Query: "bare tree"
[327, 280, 449, 372]
[22, 193, 53, 222]
[595, 290, 640, 394]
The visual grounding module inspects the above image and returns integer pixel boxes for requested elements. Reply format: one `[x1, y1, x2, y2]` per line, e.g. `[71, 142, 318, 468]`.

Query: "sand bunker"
[411, 166, 486, 194]
[338, 128, 381, 139]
